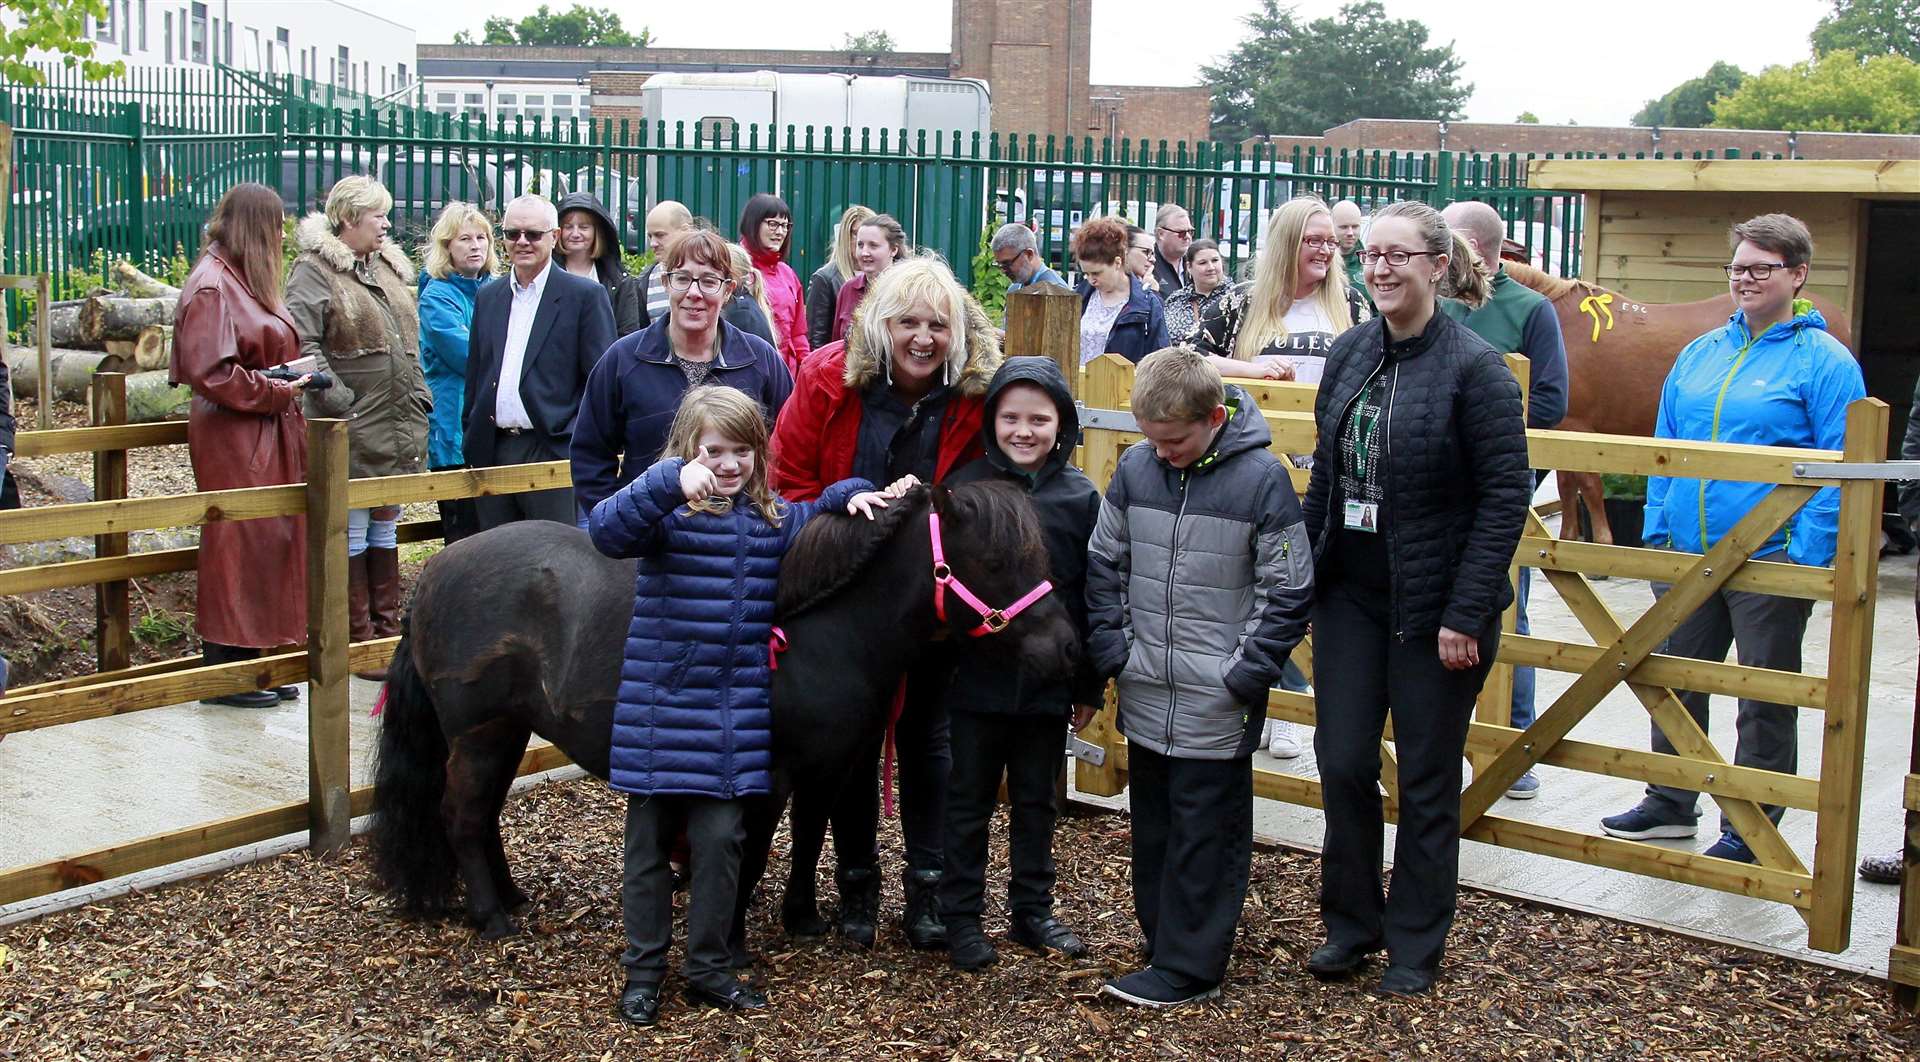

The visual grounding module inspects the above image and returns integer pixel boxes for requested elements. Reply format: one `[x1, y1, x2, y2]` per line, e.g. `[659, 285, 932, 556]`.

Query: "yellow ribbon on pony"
[1578, 292, 1615, 343]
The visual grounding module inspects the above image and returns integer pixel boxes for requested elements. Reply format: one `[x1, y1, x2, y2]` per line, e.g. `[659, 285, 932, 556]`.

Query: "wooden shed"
[1529, 158, 1920, 453]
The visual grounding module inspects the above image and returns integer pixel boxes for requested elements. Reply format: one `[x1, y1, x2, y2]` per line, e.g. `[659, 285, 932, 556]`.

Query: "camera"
[265, 365, 333, 391]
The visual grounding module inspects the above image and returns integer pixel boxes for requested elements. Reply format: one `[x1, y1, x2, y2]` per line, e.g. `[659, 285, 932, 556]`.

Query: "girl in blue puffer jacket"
[587, 384, 896, 1026]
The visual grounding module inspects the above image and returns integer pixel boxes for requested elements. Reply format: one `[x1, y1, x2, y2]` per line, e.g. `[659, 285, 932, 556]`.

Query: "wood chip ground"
[1, 777, 1912, 1059]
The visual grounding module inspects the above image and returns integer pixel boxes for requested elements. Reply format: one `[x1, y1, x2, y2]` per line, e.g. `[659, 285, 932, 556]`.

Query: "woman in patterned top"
[1163, 238, 1230, 345]
[1196, 195, 1367, 382]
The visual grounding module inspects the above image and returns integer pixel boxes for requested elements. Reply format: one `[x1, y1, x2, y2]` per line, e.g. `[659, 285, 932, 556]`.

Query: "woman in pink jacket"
[740, 193, 811, 377]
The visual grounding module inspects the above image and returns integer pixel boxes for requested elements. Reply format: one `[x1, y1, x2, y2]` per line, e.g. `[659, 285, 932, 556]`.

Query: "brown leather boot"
[348, 551, 386, 682]
[366, 546, 403, 638]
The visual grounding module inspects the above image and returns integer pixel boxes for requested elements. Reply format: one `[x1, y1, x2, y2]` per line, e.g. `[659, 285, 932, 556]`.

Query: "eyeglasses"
[665, 271, 729, 296]
[1359, 250, 1439, 267]
[1301, 236, 1340, 251]
[1724, 262, 1789, 280]
[500, 227, 553, 244]
[1131, 243, 1154, 255]
[762, 219, 792, 230]
[1157, 226, 1194, 238]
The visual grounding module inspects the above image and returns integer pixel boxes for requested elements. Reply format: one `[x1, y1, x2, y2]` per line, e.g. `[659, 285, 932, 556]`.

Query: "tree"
[1631, 61, 1747, 127]
[451, 29, 473, 45]
[1202, 0, 1470, 140]
[0, 0, 124, 84]
[1711, 50, 1920, 133]
[479, 5, 649, 47]
[1810, 0, 1920, 62]
[1514, 111, 1540, 123]
[842, 30, 895, 54]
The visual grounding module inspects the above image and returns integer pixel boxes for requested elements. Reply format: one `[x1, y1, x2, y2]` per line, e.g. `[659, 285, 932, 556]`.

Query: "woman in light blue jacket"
[1600, 213, 1865, 863]
[418, 201, 500, 543]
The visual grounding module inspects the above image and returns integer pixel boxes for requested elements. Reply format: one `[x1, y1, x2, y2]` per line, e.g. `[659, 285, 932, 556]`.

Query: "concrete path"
[3, 541, 1914, 976]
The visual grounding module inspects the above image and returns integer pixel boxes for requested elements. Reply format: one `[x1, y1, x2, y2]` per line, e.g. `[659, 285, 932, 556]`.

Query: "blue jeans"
[1509, 566, 1535, 730]
[1280, 657, 1310, 693]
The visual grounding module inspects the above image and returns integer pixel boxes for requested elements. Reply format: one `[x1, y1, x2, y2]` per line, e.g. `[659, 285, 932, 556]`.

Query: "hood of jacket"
[417, 268, 486, 298]
[555, 191, 627, 280]
[1189, 384, 1271, 475]
[1731, 298, 1826, 344]
[978, 356, 1080, 483]
[841, 288, 1001, 397]
[295, 212, 414, 278]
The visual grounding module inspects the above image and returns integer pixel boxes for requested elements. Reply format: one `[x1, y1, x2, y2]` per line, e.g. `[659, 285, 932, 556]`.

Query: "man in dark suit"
[464, 194, 618, 528]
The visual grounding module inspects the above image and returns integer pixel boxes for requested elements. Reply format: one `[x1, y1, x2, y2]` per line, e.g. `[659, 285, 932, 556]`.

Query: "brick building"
[1251, 118, 1920, 163]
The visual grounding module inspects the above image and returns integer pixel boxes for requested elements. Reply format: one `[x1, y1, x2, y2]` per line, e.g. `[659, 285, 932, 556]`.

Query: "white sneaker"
[1266, 719, 1303, 759]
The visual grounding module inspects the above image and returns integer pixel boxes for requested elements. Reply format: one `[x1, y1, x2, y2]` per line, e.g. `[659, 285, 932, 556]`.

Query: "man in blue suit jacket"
[464, 194, 618, 528]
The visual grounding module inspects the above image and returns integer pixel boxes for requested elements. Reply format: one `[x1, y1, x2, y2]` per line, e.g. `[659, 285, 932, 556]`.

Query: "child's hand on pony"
[846, 490, 894, 520]
[882, 475, 920, 498]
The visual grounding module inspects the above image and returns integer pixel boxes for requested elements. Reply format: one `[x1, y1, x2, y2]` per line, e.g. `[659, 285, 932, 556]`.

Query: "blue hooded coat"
[417, 269, 486, 469]
[589, 457, 871, 798]
[1643, 301, 1865, 567]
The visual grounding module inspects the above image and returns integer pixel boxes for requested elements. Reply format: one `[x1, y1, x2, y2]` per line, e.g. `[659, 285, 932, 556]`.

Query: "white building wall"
[8, 1, 416, 94]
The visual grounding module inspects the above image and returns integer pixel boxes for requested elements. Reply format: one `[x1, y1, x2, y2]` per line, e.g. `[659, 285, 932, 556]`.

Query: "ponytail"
[1441, 229, 1493, 309]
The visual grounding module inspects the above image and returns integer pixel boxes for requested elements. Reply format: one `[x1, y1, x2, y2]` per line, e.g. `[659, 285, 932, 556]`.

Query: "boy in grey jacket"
[1086, 345, 1313, 1007]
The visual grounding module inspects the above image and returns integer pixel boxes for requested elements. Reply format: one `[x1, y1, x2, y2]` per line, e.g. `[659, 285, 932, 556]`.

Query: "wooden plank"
[1891, 945, 1920, 993]
[1074, 356, 1129, 798]
[11, 420, 188, 457]
[306, 419, 352, 855]
[0, 653, 313, 735]
[1234, 378, 1318, 414]
[345, 461, 572, 509]
[0, 546, 197, 596]
[1474, 355, 1529, 763]
[1808, 398, 1889, 953]
[91, 373, 131, 673]
[1528, 158, 1920, 194]
[1524, 430, 1842, 485]
[1002, 283, 1081, 390]
[0, 482, 305, 545]
[1501, 634, 1827, 711]
[1523, 536, 1833, 601]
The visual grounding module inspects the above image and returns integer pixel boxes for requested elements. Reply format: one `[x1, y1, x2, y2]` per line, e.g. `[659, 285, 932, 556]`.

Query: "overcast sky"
[392, 0, 1834, 127]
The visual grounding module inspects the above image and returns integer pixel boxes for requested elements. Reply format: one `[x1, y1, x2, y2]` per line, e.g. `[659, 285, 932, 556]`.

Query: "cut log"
[80, 295, 177, 344]
[4, 347, 111, 402]
[133, 324, 172, 371]
[44, 304, 90, 348]
[121, 370, 192, 423]
[110, 260, 183, 299]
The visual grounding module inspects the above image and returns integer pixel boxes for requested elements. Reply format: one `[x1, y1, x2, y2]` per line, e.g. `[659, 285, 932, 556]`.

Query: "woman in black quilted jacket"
[1299, 200, 1531, 997]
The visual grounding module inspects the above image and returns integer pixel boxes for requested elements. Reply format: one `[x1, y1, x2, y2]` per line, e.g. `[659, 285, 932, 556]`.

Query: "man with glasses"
[463, 193, 617, 529]
[1152, 204, 1195, 293]
[990, 222, 1064, 293]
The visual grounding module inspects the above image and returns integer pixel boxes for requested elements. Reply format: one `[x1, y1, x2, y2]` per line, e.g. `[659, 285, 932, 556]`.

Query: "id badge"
[1343, 500, 1379, 533]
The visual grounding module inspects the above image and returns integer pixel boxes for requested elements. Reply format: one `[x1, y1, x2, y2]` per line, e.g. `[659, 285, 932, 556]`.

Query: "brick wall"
[1254, 119, 1920, 161]
[588, 71, 649, 128]
[1086, 84, 1211, 145]
[950, 0, 1093, 137]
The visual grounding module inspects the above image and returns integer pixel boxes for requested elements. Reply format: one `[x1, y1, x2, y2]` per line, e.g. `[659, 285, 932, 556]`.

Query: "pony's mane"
[941, 479, 1049, 574]
[777, 484, 930, 618]
[1503, 259, 1606, 302]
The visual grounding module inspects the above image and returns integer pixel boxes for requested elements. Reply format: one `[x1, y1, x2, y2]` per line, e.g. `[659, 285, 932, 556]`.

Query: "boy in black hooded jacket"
[937, 357, 1105, 971]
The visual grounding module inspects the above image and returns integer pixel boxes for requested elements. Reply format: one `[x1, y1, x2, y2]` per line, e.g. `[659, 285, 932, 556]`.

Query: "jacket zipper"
[1701, 326, 1761, 552]
[1381, 362, 1404, 641]
[1164, 467, 1191, 751]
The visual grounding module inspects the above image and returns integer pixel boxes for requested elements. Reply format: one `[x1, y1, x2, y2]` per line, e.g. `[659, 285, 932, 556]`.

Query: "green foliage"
[969, 223, 1009, 327]
[1711, 50, 1920, 133]
[1600, 473, 1647, 500]
[480, 5, 649, 47]
[0, 0, 124, 84]
[1631, 61, 1747, 128]
[622, 249, 653, 277]
[1810, 0, 1920, 61]
[1514, 111, 1541, 124]
[451, 29, 473, 45]
[131, 610, 190, 647]
[1203, 0, 1470, 139]
[843, 30, 895, 54]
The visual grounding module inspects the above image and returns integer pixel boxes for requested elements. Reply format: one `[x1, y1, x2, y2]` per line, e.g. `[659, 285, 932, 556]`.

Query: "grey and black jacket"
[1086, 385, 1313, 759]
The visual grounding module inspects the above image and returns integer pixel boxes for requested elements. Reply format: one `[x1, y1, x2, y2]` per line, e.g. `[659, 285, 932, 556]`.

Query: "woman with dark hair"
[1163, 238, 1229, 345]
[1302, 200, 1529, 997]
[831, 213, 909, 343]
[739, 193, 810, 376]
[1073, 216, 1168, 364]
[170, 183, 312, 708]
[807, 204, 874, 348]
[558, 190, 644, 336]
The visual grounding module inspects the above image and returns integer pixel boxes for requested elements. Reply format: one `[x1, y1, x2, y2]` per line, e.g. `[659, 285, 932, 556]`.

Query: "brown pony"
[1500, 261, 1853, 544]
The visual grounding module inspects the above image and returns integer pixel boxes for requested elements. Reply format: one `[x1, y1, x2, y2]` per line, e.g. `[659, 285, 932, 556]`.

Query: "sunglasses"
[500, 227, 554, 244]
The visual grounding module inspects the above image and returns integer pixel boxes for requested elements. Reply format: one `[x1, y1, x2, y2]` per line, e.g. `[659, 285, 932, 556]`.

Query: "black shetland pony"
[369, 481, 1076, 941]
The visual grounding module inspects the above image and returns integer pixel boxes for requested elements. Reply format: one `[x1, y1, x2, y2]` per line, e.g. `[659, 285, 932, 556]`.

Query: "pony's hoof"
[502, 887, 532, 912]
[476, 916, 520, 941]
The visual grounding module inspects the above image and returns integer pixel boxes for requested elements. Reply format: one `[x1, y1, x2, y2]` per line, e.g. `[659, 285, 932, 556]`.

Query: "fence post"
[1002, 282, 1080, 396]
[1807, 397, 1888, 951]
[1473, 354, 1530, 768]
[35, 272, 50, 429]
[305, 418, 352, 854]
[1074, 356, 1130, 798]
[1431, 149, 1456, 208]
[90, 372, 131, 672]
[123, 103, 147, 262]
[1897, 580, 1920, 1010]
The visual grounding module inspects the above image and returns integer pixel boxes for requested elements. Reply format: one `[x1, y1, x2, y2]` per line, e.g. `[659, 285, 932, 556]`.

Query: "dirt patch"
[0, 778, 1910, 1059]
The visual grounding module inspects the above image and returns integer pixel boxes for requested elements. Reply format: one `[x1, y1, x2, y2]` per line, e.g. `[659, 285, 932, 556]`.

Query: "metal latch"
[1066, 734, 1107, 766]
[1792, 460, 1920, 481]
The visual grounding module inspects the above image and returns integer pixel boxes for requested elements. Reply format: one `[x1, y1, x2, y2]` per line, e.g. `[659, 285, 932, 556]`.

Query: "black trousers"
[1313, 579, 1498, 973]
[829, 665, 952, 874]
[1127, 742, 1253, 986]
[621, 793, 745, 990]
[938, 710, 1068, 924]
[475, 430, 577, 530]
[428, 463, 483, 544]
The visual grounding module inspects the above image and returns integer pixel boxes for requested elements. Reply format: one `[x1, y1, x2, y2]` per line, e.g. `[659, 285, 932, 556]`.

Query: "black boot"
[946, 920, 997, 971]
[901, 869, 948, 950]
[835, 867, 880, 949]
[198, 643, 279, 709]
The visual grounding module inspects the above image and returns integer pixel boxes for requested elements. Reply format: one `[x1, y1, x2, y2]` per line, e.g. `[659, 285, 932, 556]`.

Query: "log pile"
[13, 263, 192, 422]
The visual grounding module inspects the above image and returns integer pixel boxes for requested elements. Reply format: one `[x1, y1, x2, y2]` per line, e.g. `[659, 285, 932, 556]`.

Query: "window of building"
[223, 17, 232, 65]
[497, 93, 516, 105]
[552, 94, 571, 107]
[137, 0, 147, 51]
[95, 9, 114, 41]
[362, 61, 369, 92]
[247, 28, 260, 70]
[163, 10, 171, 62]
[525, 95, 544, 107]
[336, 46, 350, 89]
[396, 62, 407, 86]
[464, 93, 483, 105]
[436, 92, 455, 104]
[189, 3, 207, 64]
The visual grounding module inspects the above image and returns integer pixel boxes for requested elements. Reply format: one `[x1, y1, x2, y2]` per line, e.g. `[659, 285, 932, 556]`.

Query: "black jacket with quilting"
[1302, 306, 1531, 639]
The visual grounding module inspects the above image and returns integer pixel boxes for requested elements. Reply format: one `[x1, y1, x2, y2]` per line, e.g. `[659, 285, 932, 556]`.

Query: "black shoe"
[1009, 913, 1087, 958]
[616, 981, 661, 1026]
[1306, 937, 1384, 980]
[273, 685, 299, 701]
[1099, 966, 1221, 1008]
[901, 869, 948, 950]
[835, 867, 880, 949]
[1374, 964, 1435, 997]
[946, 922, 998, 971]
[201, 689, 282, 708]
[683, 978, 768, 1011]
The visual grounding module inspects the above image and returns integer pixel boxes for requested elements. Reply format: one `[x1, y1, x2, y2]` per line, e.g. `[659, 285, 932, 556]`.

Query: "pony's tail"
[368, 616, 458, 916]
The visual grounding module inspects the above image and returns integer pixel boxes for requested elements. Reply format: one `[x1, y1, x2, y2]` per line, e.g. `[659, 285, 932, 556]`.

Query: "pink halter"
[928, 512, 1055, 638]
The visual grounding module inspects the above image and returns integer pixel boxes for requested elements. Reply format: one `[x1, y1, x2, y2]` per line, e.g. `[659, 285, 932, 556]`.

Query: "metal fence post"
[122, 102, 147, 265]
[1431, 148, 1456, 208]
[305, 418, 352, 854]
